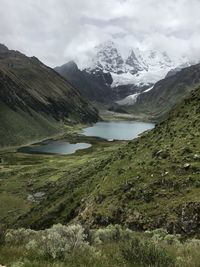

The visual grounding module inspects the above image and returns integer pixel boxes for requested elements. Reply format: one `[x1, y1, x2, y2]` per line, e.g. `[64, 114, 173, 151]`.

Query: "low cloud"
[0, 0, 200, 67]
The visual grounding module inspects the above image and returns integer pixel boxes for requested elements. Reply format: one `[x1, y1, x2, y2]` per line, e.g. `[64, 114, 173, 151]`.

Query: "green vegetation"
[4, 86, 198, 235]
[0, 129, 123, 227]
[0, 56, 200, 265]
[1, 224, 200, 267]
[0, 102, 62, 149]
[0, 44, 99, 149]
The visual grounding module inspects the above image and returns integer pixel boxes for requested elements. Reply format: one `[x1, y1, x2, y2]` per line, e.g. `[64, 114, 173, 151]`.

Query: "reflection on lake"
[18, 141, 91, 155]
[18, 121, 155, 155]
[82, 121, 155, 141]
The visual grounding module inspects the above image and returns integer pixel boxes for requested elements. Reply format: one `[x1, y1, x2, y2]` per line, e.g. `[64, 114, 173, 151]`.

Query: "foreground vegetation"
[1, 224, 200, 267]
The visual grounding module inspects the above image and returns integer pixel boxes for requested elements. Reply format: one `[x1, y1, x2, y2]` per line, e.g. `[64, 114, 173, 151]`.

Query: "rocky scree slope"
[14, 86, 200, 236]
[0, 44, 99, 148]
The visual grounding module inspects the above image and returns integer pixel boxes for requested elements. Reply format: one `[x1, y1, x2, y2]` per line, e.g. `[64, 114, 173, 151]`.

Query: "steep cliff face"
[0, 44, 99, 148]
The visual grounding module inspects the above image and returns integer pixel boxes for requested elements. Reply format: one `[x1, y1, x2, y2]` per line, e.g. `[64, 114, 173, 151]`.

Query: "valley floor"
[0, 124, 124, 227]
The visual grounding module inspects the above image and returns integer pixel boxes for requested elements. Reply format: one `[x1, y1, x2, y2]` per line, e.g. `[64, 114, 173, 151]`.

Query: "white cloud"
[0, 0, 200, 67]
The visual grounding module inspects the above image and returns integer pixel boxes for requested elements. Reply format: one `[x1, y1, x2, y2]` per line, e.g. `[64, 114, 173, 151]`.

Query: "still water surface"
[82, 121, 155, 141]
[18, 141, 91, 155]
[18, 121, 155, 155]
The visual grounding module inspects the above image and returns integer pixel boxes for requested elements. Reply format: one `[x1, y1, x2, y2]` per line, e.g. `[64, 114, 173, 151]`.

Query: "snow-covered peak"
[88, 41, 125, 74]
[135, 49, 173, 70]
[85, 40, 191, 87]
[125, 49, 145, 74]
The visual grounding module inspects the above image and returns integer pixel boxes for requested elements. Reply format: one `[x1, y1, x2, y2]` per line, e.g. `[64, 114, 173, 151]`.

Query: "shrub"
[145, 228, 181, 245]
[25, 224, 90, 259]
[175, 239, 200, 267]
[121, 237, 175, 267]
[164, 234, 181, 245]
[5, 228, 38, 245]
[5, 224, 91, 260]
[92, 225, 133, 245]
[11, 262, 24, 267]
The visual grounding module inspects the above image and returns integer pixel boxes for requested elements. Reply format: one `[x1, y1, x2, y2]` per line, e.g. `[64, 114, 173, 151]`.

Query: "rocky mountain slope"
[14, 84, 200, 235]
[55, 61, 113, 103]
[55, 41, 192, 105]
[55, 60, 147, 103]
[123, 63, 200, 120]
[0, 44, 99, 148]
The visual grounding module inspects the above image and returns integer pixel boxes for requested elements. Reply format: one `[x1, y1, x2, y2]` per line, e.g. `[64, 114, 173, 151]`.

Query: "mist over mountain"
[55, 40, 197, 109]
[84, 40, 193, 87]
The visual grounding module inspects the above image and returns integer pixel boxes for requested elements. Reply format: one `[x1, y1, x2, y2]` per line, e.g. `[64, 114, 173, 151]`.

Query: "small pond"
[18, 141, 91, 155]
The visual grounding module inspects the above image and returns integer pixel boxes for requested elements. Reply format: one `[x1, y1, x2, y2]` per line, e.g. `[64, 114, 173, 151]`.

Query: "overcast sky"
[0, 0, 200, 67]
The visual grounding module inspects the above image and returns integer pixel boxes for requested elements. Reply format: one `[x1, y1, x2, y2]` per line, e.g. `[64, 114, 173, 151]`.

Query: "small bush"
[26, 224, 90, 259]
[5, 224, 91, 260]
[92, 225, 133, 245]
[11, 262, 24, 267]
[145, 228, 181, 245]
[122, 237, 175, 267]
[5, 228, 38, 245]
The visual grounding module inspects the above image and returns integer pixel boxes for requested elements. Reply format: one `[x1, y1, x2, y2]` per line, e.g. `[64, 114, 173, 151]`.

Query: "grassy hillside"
[0, 44, 99, 149]
[125, 64, 200, 120]
[0, 101, 61, 148]
[5, 85, 198, 236]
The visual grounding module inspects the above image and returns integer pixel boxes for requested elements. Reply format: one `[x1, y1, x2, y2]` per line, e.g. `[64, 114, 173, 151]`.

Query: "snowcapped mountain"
[85, 41, 190, 88]
[87, 41, 125, 74]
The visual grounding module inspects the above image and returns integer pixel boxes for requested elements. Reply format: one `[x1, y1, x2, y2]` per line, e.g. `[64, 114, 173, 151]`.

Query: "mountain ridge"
[85, 41, 189, 87]
[123, 63, 200, 120]
[0, 44, 99, 148]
